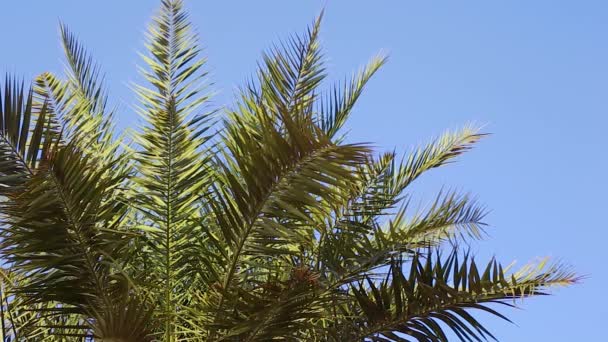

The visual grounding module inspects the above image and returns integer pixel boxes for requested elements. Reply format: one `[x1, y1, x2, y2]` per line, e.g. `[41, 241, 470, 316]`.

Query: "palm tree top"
[0, 0, 577, 340]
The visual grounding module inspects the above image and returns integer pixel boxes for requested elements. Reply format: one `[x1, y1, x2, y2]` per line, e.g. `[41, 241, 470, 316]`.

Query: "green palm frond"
[0, 77, 60, 194]
[348, 252, 578, 342]
[33, 24, 118, 161]
[315, 128, 486, 287]
[390, 127, 485, 200]
[58, 24, 116, 153]
[33, 71, 67, 134]
[210, 265, 330, 341]
[258, 11, 325, 116]
[0, 267, 89, 341]
[0, 143, 141, 339]
[327, 126, 485, 237]
[202, 12, 374, 337]
[319, 54, 387, 140]
[379, 190, 487, 249]
[0, 267, 48, 340]
[132, 0, 214, 338]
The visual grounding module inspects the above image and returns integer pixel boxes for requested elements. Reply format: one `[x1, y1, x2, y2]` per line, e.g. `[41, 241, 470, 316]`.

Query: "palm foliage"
[0, 0, 577, 341]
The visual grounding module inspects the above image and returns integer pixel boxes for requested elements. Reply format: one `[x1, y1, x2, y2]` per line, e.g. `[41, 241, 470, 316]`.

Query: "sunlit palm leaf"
[319, 54, 387, 140]
[132, 0, 215, 338]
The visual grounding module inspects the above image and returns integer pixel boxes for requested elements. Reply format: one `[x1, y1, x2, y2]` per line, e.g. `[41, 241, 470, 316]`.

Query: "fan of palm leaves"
[0, 0, 577, 341]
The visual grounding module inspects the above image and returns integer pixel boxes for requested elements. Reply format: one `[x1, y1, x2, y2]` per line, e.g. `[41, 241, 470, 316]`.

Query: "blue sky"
[1, 1, 606, 340]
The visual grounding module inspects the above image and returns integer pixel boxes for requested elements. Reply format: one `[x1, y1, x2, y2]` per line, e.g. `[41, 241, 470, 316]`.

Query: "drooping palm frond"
[0, 142, 146, 339]
[346, 252, 578, 342]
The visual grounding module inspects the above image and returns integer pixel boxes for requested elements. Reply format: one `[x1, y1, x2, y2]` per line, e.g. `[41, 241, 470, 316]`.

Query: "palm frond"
[316, 128, 485, 288]
[328, 126, 485, 228]
[390, 126, 485, 200]
[319, 54, 387, 140]
[378, 190, 487, 249]
[0, 143, 141, 339]
[32, 24, 119, 161]
[348, 251, 578, 341]
[33, 71, 68, 132]
[0, 268, 50, 340]
[204, 13, 373, 336]
[258, 11, 325, 117]
[132, 0, 214, 338]
[209, 97, 369, 332]
[58, 24, 116, 154]
[0, 76, 60, 194]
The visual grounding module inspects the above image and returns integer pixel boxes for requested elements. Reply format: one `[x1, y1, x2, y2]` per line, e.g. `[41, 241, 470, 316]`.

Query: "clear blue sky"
[1, 1, 606, 340]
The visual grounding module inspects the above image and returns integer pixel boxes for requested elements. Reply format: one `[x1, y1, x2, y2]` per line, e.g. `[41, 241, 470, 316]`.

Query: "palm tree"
[0, 0, 577, 341]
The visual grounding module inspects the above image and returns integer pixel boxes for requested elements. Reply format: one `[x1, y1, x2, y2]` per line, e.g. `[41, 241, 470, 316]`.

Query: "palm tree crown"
[0, 0, 577, 341]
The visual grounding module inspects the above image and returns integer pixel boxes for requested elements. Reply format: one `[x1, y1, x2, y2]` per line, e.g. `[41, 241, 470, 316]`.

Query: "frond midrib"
[46, 162, 110, 310]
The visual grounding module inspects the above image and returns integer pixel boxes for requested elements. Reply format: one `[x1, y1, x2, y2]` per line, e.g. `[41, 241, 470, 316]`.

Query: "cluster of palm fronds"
[0, 0, 577, 340]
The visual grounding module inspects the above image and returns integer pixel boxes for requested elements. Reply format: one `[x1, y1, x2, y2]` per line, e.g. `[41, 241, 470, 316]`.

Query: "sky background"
[1, 1, 606, 340]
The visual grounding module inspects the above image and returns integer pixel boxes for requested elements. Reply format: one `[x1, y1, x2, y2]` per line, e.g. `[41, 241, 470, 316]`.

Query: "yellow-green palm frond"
[258, 11, 325, 117]
[0, 267, 91, 341]
[58, 24, 117, 155]
[132, 0, 215, 338]
[33, 25, 117, 157]
[203, 13, 374, 337]
[319, 53, 387, 140]
[391, 126, 486, 198]
[315, 127, 486, 287]
[0, 267, 50, 340]
[379, 190, 487, 249]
